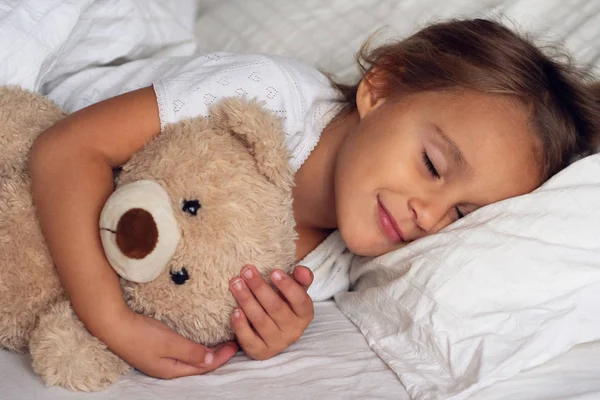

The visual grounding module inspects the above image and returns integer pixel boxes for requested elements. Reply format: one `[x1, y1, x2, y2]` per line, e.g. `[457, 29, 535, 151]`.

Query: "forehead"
[419, 90, 543, 203]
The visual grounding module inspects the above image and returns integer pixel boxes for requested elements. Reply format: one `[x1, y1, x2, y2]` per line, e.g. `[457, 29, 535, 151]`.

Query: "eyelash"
[422, 151, 440, 179]
[422, 150, 465, 220]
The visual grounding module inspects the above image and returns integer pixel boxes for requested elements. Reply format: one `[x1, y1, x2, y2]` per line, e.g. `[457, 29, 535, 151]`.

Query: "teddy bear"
[0, 86, 297, 391]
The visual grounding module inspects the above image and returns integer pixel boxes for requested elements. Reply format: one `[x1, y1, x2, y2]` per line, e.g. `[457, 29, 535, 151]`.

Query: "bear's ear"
[208, 98, 294, 191]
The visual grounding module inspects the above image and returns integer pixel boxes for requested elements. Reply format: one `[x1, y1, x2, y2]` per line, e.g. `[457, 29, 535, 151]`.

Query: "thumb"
[292, 265, 314, 291]
[161, 339, 238, 378]
[165, 336, 215, 369]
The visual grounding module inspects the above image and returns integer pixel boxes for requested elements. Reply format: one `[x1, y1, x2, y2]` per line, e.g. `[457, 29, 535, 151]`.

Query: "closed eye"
[456, 207, 465, 219]
[422, 151, 440, 179]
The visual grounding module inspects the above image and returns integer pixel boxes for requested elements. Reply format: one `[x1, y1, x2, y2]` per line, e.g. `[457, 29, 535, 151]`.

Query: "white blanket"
[0, 0, 198, 94]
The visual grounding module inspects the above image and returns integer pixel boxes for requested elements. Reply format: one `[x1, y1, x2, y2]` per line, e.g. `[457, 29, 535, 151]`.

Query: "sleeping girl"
[29, 18, 600, 379]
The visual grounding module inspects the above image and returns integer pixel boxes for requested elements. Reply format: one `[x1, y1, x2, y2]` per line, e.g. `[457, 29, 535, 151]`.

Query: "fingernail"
[204, 352, 214, 366]
[272, 270, 284, 281]
[232, 308, 241, 319]
[242, 266, 253, 279]
[232, 278, 244, 292]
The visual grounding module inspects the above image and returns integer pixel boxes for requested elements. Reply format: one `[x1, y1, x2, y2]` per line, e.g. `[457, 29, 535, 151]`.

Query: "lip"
[377, 196, 404, 244]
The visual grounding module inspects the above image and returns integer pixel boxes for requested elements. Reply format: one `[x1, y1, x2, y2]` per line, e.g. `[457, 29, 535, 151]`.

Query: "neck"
[293, 107, 359, 230]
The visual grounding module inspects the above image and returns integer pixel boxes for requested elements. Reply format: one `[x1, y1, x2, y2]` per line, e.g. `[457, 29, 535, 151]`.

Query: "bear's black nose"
[170, 267, 189, 285]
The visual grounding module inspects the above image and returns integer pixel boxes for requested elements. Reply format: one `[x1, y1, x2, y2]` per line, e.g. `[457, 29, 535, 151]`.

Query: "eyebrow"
[432, 124, 471, 172]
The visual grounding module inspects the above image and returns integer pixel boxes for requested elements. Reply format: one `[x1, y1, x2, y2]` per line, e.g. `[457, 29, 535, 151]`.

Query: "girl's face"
[334, 84, 542, 257]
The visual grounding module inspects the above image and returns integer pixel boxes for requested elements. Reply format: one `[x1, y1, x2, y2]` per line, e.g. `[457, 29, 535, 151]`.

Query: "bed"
[0, 302, 404, 400]
[2, 0, 600, 399]
[3, 300, 600, 400]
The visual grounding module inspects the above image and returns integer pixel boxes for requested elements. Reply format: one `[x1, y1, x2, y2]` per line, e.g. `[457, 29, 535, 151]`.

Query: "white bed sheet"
[0, 301, 406, 400]
[3, 300, 600, 399]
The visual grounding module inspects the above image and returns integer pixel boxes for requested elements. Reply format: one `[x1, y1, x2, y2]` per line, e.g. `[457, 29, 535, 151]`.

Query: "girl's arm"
[29, 87, 237, 378]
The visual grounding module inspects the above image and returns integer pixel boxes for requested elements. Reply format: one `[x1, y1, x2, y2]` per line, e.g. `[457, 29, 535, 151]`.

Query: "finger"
[292, 265, 314, 291]
[157, 356, 209, 379]
[158, 341, 238, 378]
[231, 308, 268, 359]
[165, 335, 215, 370]
[211, 340, 240, 366]
[240, 265, 293, 329]
[212, 340, 239, 353]
[271, 269, 314, 319]
[230, 276, 280, 340]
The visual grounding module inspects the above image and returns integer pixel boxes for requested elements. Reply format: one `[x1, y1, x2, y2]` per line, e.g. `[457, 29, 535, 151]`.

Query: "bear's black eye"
[182, 200, 201, 216]
[170, 267, 189, 285]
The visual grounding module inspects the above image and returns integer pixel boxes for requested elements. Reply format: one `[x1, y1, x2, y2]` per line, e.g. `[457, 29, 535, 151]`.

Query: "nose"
[115, 208, 159, 259]
[408, 198, 449, 233]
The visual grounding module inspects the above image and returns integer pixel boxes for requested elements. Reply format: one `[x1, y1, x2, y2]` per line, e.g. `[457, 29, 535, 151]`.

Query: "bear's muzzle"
[99, 180, 181, 283]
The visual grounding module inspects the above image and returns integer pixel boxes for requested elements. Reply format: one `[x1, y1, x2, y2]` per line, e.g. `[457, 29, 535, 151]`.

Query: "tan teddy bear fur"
[0, 86, 297, 391]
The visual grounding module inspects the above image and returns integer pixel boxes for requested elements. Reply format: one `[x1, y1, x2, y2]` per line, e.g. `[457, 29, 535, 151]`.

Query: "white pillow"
[335, 153, 600, 400]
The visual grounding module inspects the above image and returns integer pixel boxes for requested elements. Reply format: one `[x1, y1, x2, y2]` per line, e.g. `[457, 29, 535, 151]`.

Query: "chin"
[338, 226, 386, 257]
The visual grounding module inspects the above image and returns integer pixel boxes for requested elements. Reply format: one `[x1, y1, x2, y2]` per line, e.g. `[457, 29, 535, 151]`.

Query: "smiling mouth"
[376, 196, 404, 244]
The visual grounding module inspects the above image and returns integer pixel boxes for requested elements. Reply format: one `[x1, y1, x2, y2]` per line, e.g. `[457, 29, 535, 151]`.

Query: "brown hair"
[333, 18, 600, 180]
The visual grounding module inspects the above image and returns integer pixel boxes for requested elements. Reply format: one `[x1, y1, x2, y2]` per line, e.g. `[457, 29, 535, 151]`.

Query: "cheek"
[333, 146, 379, 255]
[334, 132, 370, 191]
[335, 125, 427, 205]
[333, 153, 405, 257]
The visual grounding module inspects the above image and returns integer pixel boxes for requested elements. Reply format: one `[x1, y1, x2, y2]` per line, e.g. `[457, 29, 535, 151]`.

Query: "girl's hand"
[108, 308, 238, 379]
[229, 265, 314, 360]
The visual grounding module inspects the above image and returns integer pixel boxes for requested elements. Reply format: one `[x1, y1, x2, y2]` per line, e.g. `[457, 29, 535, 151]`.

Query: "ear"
[208, 98, 294, 191]
[356, 68, 388, 119]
